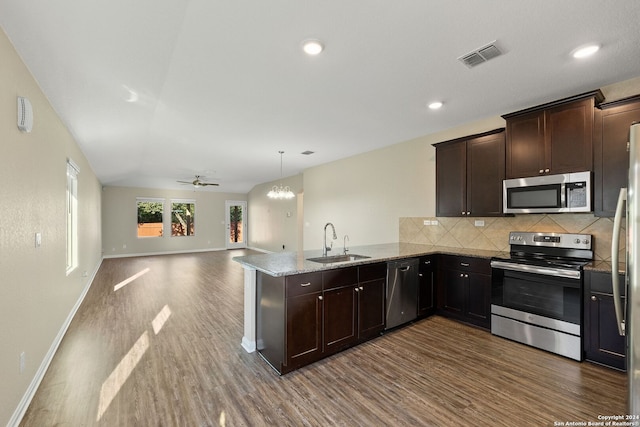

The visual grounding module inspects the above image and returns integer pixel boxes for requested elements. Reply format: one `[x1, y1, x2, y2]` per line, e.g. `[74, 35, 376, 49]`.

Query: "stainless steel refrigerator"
[612, 122, 640, 415]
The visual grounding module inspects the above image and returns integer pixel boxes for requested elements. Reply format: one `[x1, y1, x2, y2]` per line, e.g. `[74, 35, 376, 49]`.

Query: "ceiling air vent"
[458, 41, 502, 68]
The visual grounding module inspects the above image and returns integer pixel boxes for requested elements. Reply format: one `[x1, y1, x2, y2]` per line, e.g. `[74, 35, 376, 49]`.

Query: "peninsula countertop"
[233, 243, 507, 277]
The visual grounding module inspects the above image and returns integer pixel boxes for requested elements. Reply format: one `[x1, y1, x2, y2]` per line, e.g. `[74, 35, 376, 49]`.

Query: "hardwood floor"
[20, 250, 626, 426]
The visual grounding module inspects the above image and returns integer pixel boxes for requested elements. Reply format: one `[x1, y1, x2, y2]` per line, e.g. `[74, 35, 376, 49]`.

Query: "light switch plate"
[35, 232, 42, 247]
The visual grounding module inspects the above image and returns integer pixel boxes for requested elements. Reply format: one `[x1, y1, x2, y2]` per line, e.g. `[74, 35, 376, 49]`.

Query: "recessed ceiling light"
[428, 101, 443, 110]
[302, 39, 324, 55]
[572, 44, 600, 59]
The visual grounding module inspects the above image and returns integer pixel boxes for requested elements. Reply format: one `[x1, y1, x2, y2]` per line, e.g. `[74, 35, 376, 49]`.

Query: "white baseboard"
[103, 247, 227, 259]
[7, 259, 103, 427]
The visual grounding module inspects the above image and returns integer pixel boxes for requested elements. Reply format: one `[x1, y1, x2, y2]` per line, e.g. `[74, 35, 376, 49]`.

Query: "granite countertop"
[584, 260, 625, 274]
[233, 242, 508, 277]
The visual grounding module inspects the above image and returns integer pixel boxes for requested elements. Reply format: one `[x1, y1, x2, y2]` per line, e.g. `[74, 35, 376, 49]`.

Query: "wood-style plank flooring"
[20, 250, 626, 426]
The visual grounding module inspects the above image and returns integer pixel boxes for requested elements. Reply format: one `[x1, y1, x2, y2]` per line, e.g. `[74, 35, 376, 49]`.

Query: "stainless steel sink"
[306, 254, 371, 264]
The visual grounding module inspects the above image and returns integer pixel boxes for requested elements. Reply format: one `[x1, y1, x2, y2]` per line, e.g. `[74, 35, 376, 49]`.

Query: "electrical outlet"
[432, 220, 439, 226]
[19, 352, 25, 373]
[35, 232, 42, 247]
[423, 220, 429, 225]
[474, 220, 485, 227]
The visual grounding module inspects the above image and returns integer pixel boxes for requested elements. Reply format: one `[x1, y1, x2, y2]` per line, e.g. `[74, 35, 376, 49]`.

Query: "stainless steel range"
[490, 231, 593, 361]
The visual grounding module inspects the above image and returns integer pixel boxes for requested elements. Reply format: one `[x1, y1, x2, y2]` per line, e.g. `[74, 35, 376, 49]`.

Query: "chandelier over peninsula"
[267, 151, 295, 199]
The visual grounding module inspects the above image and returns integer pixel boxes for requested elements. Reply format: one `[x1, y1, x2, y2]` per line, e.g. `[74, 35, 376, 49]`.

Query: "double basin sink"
[306, 254, 371, 264]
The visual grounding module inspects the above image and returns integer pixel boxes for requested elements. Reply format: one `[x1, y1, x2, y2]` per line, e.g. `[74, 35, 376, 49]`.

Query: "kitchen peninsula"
[233, 242, 502, 373]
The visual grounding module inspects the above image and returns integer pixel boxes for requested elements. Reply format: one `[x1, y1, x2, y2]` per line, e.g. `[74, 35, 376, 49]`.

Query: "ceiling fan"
[177, 175, 219, 187]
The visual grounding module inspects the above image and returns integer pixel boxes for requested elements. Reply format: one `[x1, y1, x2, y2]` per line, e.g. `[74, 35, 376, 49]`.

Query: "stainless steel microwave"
[503, 171, 591, 214]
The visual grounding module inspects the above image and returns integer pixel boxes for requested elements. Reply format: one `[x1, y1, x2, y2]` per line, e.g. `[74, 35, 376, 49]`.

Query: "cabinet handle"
[460, 262, 470, 267]
[424, 260, 431, 265]
[466, 212, 470, 215]
[545, 168, 550, 173]
[460, 273, 464, 277]
[539, 169, 544, 174]
[359, 286, 363, 291]
[355, 288, 359, 292]
[418, 273, 423, 277]
[300, 282, 311, 287]
[591, 295, 597, 301]
[318, 295, 323, 300]
[465, 274, 469, 278]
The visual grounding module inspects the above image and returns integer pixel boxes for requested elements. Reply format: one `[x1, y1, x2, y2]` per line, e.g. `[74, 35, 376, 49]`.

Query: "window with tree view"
[137, 199, 164, 238]
[172, 201, 195, 236]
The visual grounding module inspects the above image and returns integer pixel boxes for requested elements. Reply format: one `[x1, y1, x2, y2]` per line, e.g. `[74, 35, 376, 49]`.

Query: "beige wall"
[246, 174, 301, 253]
[302, 116, 505, 250]
[102, 186, 247, 256]
[0, 28, 103, 425]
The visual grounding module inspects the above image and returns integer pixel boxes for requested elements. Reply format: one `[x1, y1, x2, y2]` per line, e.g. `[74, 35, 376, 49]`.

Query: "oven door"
[491, 265, 581, 325]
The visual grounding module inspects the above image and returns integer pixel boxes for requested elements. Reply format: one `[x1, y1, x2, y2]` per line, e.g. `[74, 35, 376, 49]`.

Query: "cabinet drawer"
[418, 257, 435, 272]
[588, 270, 626, 296]
[441, 255, 490, 274]
[359, 263, 387, 282]
[323, 267, 358, 290]
[286, 272, 323, 297]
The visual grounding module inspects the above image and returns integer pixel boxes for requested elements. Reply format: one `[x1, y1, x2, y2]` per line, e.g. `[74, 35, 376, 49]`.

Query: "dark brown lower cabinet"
[417, 256, 436, 317]
[437, 255, 491, 330]
[584, 270, 626, 371]
[323, 284, 357, 355]
[286, 291, 323, 369]
[258, 263, 386, 374]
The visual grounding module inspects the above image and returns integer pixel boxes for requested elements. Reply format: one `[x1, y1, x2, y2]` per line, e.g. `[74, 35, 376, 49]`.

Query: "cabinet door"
[505, 111, 546, 178]
[547, 98, 594, 174]
[436, 140, 466, 216]
[594, 97, 640, 216]
[466, 273, 491, 329]
[357, 279, 386, 340]
[586, 293, 626, 370]
[439, 268, 466, 316]
[286, 292, 323, 369]
[467, 132, 505, 216]
[418, 258, 435, 317]
[323, 285, 357, 355]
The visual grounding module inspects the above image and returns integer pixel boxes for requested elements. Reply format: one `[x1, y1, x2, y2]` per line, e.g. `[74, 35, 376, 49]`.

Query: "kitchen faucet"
[343, 235, 349, 255]
[323, 222, 337, 256]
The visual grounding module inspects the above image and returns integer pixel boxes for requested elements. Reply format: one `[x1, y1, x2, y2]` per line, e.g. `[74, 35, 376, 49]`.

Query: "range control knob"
[583, 239, 590, 245]
[575, 238, 581, 244]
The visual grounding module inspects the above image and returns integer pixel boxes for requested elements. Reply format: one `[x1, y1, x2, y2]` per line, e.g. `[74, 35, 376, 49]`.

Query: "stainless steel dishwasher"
[385, 258, 419, 329]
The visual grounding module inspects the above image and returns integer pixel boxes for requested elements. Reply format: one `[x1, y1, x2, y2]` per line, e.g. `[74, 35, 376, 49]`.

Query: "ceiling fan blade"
[176, 180, 192, 184]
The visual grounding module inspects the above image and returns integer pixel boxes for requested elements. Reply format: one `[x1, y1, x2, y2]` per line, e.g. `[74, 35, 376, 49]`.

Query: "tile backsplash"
[399, 214, 623, 261]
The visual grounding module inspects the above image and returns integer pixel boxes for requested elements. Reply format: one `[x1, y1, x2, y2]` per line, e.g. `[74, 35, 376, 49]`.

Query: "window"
[66, 159, 79, 274]
[171, 200, 195, 236]
[137, 198, 164, 238]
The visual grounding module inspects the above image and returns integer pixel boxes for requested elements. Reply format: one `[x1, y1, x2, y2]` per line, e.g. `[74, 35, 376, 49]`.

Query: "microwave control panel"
[566, 182, 587, 208]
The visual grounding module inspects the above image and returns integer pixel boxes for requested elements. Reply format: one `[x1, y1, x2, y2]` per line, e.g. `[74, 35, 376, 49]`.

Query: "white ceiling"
[2, 1, 640, 193]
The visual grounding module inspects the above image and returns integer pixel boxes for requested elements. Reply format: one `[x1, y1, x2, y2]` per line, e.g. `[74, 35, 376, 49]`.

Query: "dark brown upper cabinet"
[434, 128, 505, 217]
[593, 95, 640, 217]
[503, 90, 604, 179]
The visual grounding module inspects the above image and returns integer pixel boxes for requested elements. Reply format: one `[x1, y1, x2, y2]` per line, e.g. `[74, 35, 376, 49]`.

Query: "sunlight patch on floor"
[96, 331, 150, 421]
[152, 305, 172, 335]
[113, 268, 150, 291]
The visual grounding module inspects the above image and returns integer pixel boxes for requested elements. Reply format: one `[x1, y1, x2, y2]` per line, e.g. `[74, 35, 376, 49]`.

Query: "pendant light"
[267, 151, 295, 199]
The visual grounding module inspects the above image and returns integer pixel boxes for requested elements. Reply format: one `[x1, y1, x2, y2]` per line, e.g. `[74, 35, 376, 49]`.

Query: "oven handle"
[611, 187, 627, 336]
[490, 260, 581, 280]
